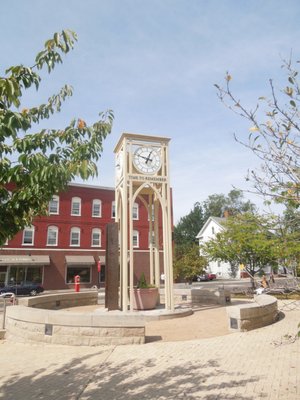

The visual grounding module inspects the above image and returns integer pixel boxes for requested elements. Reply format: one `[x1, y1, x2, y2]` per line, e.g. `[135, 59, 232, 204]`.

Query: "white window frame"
[91, 228, 101, 247]
[111, 201, 116, 218]
[22, 226, 35, 246]
[133, 230, 139, 248]
[71, 197, 81, 216]
[47, 226, 58, 246]
[70, 227, 81, 247]
[49, 195, 59, 215]
[92, 199, 102, 217]
[132, 202, 139, 220]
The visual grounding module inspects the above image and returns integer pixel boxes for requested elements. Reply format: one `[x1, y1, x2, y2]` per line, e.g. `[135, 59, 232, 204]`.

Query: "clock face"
[133, 146, 161, 175]
[115, 150, 123, 178]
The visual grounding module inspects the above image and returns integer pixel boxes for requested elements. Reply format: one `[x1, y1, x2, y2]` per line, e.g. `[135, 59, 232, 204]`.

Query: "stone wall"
[160, 287, 231, 306]
[191, 288, 231, 305]
[5, 305, 145, 346]
[227, 294, 278, 332]
[17, 290, 98, 310]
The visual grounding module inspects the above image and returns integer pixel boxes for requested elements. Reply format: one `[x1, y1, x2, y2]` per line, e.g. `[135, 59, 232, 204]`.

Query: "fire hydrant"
[74, 275, 80, 292]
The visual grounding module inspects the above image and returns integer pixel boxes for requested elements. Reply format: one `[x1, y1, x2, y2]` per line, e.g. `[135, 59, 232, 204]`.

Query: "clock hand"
[145, 151, 153, 164]
[138, 154, 152, 162]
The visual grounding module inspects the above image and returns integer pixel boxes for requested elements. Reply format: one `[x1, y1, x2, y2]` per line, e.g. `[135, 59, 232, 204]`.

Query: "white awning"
[0, 255, 50, 266]
[65, 256, 96, 265]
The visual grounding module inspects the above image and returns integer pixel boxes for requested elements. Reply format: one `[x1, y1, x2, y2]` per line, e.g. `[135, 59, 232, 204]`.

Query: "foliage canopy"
[215, 58, 300, 208]
[0, 30, 113, 245]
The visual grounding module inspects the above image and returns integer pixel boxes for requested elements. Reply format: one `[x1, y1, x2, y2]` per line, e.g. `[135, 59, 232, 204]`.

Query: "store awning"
[65, 255, 96, 266]
[0, 255, 50, 266]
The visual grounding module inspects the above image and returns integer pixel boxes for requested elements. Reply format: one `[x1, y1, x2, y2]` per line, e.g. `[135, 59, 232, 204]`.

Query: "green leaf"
[54, 32, 60, 45]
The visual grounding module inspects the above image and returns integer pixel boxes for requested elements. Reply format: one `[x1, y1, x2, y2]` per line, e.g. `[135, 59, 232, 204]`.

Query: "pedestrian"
[261, 275, 269, 289]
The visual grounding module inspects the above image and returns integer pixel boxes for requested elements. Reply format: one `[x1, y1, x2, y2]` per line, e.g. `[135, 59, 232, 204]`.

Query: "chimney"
[223, 209, 230, 218]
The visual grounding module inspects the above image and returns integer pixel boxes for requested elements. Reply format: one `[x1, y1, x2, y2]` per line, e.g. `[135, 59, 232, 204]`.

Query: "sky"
[1, 0, 300, 222]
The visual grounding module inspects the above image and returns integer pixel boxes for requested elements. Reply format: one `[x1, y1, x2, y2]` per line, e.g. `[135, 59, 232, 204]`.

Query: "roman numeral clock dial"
[133, 146, 162, 174]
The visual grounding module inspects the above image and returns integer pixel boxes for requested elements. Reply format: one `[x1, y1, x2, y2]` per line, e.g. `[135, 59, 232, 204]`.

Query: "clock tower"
[114, 133, 174, 311]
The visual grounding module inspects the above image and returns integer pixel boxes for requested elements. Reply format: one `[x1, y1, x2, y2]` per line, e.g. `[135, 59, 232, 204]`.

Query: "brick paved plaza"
[0, 301, 299, 399]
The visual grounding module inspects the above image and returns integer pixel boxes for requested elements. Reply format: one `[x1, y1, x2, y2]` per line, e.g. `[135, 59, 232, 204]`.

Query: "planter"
[132, 287, 159, 310]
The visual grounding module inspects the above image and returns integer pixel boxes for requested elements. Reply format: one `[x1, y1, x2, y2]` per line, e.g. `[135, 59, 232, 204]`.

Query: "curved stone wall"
[5, 291, 191, 346]
[17, 290, 98, 309]
[227, 294, 278, 331]
[5, 305, 145, 346]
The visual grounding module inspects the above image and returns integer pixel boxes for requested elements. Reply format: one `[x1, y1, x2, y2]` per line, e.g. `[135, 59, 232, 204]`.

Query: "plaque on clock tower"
[114, 133, 174, 311]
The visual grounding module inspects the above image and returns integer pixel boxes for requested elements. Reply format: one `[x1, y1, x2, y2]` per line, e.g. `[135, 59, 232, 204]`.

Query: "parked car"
[193, 273, 217, 282]
[207, 273, 217, 280]
[0, 282, 44, 296]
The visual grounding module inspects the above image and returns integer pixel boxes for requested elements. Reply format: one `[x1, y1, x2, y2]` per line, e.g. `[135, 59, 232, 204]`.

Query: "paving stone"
[0, 300, 299, 399]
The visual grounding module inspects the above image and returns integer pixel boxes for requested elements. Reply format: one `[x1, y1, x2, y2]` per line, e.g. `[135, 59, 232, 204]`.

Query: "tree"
[275, 207, 300, 275]
[200, 213, 279, 286]
[215, 58, 300, 207]
[202, 189, 256, 220]
[173, 191, 256, 281]
[0, 30, 113, 245]
[173, 243, 207, 283]
[174, 202, 205, 246]
[174, 190, 256, 247]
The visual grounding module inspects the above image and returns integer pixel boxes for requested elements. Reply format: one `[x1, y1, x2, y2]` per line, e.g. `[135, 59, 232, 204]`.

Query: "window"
[70, 227, 81, 246]
[133, 230, 139, 248]
[47, 226, 58, 246]
[8, 266, 43, 285]
[212, 227, 215, 235]
[132, 202, 139, 220]
[91, 228, 101, 247]
[111, 201, 116, 218]
[66, 266, 91, 284]
[49, 195, 59, 215]
[22, 226, 35, 245]
[92, 199, 102, 217]
[71, 197, 81, 216]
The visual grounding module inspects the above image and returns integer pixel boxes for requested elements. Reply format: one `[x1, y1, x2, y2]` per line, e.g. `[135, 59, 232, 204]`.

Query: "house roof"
[196, 216, 226, 238]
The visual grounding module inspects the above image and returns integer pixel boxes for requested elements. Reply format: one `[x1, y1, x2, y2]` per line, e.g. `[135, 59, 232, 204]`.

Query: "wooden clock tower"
[114, 133, 174, 311]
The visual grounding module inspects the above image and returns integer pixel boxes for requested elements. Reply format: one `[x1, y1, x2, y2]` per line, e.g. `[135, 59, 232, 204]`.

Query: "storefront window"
[7, 266, 43, 284]
[99, 265, 105, 283]
[26, 267, 43, 283]
[66, 266, 91, 283]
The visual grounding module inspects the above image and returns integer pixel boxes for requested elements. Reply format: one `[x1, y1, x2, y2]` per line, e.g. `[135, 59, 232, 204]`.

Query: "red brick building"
[0, 183, 165, 290]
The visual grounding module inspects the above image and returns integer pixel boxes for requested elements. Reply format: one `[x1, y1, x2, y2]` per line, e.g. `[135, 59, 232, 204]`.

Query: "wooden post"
[105, 223, 119, 310]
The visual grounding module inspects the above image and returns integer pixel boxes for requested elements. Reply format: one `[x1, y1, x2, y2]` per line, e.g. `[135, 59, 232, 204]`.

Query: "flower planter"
[132, 287, 159, 310]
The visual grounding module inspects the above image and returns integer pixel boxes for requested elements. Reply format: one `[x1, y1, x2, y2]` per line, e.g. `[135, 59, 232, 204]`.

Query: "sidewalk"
[0, 301, 299, 399]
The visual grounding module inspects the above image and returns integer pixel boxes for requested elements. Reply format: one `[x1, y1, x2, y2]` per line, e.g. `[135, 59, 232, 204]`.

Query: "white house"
[196, 216, 241, 279]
